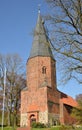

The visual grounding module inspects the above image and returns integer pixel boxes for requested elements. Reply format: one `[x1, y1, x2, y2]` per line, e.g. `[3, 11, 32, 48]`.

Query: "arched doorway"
[30, 114, 36, 126]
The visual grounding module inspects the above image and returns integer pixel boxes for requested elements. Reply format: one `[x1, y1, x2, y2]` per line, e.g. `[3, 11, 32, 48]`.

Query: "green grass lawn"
[0, 126, 82, 130]
[31, 126, 82, 130]
[0, 126, 16, 130]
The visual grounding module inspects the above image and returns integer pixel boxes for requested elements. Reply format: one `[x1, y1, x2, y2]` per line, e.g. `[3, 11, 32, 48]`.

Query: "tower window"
[42, 66, 46, 74]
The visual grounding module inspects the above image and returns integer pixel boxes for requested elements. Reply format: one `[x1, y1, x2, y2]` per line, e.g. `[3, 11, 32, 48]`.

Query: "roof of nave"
[60, 91, 78, 107]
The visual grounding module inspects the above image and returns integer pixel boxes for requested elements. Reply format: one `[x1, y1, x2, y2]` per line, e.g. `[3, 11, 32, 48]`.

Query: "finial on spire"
[38, 4, 41, 14]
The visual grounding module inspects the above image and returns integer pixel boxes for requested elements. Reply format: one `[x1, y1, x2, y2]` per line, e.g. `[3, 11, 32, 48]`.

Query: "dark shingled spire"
[29, 11, 54, 59]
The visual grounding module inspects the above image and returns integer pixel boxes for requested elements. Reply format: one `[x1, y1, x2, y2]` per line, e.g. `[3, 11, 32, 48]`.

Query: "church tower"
[20, 11, 60, 127]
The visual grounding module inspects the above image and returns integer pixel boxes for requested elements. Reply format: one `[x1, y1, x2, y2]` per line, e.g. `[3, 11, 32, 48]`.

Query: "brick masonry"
[20, 56, 60, 126]
[20, 55, 77, 127]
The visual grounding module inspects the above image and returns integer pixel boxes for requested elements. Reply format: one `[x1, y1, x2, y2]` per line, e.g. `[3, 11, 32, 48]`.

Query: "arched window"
[42, 66, 46, 74]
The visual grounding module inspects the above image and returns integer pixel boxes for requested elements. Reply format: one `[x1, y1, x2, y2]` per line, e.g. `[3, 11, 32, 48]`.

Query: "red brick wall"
[21, 86, 48, 113]
[47, 58, 60, 114]
[63, 104, 76, 125]
[60, 92, 77, 125]
[21, 56, 61, 126]
[21, 55, 77, 126]
[21, 56, 52, 114]
[25, 57, 59, 114]
[47, 87, 60, 114]
[26, 57, 38, 91]
[26, 57, 53, 90]
[26, 57, 58, 90]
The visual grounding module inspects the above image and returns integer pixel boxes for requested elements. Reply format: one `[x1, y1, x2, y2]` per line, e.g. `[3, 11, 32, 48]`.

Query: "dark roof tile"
[29, 12, 54, 59]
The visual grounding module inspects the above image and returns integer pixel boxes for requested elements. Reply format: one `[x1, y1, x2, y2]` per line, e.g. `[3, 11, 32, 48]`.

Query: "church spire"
[29, 11, 54, 59]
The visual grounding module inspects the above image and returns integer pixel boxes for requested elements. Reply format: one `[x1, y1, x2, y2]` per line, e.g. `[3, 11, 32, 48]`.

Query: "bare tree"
[45, 0, 82, 84]
[76, 94, 82, 102]
[0, 54, 26, 126]
[0, 90, 3, 110]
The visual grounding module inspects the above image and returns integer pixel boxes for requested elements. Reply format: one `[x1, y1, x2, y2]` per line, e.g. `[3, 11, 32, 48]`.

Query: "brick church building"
[20, 11, 77, 127]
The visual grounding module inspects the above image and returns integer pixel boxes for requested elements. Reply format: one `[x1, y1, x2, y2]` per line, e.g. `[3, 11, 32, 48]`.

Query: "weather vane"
[38, 4, 41, 13]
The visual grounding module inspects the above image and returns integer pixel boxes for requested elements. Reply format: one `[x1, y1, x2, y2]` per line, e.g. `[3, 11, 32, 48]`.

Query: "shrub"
[59, 125, 69, 130]
[31, 122, 46, 128]
[59, 125, 76, 130]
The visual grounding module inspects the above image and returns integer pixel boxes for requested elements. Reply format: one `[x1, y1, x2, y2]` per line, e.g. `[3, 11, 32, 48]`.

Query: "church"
[20, 11, 77, 127]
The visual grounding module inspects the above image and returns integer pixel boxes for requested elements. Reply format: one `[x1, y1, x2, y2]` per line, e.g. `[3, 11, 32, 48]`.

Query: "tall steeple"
[29, 11, 53, 59]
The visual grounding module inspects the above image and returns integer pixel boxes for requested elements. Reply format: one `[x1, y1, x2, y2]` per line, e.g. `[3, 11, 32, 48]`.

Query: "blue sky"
[0, 0, 82, 99]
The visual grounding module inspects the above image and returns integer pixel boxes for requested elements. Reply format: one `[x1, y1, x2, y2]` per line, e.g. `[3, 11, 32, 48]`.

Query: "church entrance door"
[30, 114, 36, 126]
